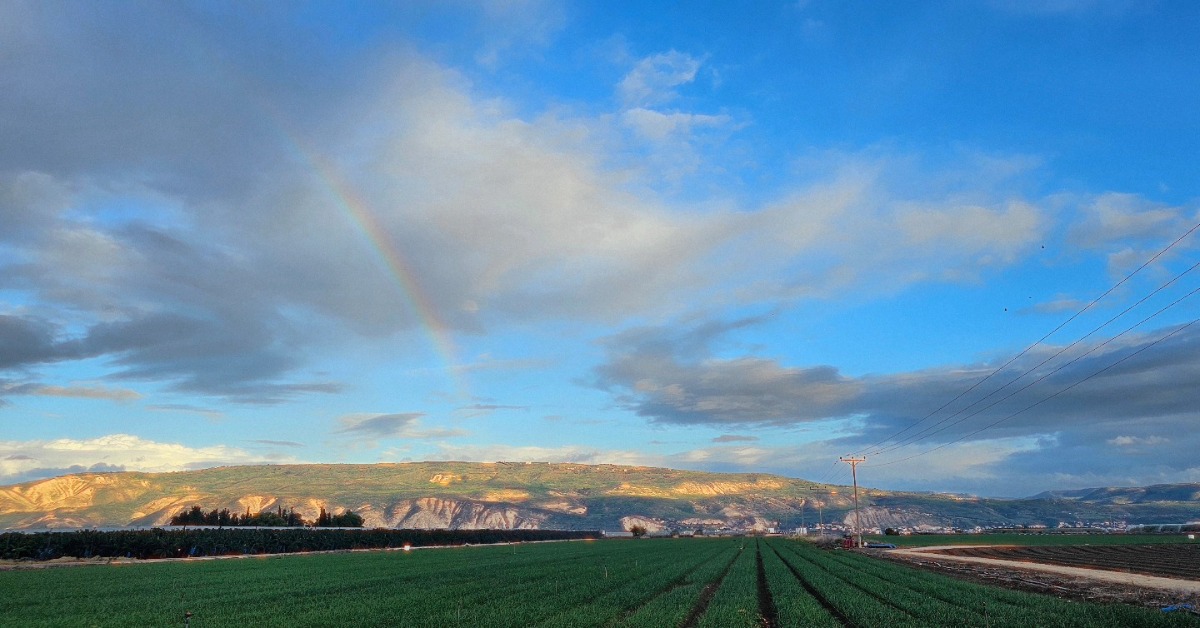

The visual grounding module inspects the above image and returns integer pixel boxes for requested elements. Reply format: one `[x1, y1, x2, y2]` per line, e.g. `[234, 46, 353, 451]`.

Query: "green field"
[1, 537, 1194, 627]
[862, 533, 1200, 547]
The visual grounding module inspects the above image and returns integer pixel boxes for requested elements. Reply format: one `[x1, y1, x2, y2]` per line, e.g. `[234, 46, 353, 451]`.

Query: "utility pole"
[839, 456, 866, 548]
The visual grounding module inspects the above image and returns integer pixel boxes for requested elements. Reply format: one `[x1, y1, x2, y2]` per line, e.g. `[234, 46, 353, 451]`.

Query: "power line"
[869, 261, 1200, 456]
[868, 314, 1200, 469]
[850, 217, 1200, 457]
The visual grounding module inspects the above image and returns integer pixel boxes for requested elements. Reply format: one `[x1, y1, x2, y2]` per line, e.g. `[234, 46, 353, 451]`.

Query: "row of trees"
[168, 505, 363, 528]
[0, 528, 601, 561]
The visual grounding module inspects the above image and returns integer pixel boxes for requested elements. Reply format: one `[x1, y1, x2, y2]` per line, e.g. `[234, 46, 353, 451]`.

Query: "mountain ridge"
[1, 462, 1197, 532]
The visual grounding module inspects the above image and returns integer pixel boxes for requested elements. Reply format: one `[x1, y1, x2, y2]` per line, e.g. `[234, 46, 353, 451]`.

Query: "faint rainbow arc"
[157, 30, 470, 400]
[277, 133, 469, 399]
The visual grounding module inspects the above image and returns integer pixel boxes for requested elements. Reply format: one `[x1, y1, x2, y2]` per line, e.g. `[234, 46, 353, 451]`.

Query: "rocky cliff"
[1, 462, 1197, 532]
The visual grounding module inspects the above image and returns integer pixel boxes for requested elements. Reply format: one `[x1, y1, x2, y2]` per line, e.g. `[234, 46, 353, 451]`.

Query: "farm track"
[754, 541, 780, 628]
[936, 544, 1200, 581]
[679, 544, 743, 628]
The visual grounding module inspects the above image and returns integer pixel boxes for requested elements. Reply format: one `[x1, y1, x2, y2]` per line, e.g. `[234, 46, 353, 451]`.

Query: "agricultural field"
[862, 533, 1200, 547]
[1, 537, 1195, 627]
[934, 544, 1200, 580]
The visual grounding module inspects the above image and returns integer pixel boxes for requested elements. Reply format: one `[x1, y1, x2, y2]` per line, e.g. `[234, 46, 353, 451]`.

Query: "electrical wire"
[867, 313, 1199, 469]
[847, 218, 1200, 458]
[869, 261, 1200, 456]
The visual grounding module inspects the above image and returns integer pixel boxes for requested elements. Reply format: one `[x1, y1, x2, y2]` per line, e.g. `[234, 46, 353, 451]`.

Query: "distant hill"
[1, 462, 1197, 532]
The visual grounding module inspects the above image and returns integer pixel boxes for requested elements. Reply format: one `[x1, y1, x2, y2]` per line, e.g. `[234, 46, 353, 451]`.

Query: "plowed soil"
[878, 544, 1200, 612]
[936, 544, 1200, 580]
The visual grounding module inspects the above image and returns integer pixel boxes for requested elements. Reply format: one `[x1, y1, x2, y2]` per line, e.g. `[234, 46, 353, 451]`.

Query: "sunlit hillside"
[1, 463, 1197, 531]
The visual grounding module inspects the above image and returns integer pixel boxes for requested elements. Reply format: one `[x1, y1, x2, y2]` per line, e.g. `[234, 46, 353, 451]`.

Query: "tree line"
[168, 504, 364, 528]
[0, 528, 601, 561]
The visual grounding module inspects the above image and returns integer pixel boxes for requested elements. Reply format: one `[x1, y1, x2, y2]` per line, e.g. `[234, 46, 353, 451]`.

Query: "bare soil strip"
[754, 541, 779, 628]
[680, 546, 743, 628]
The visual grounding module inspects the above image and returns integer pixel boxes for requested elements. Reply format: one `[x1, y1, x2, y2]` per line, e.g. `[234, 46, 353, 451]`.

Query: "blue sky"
[2, 0, 1199, 497]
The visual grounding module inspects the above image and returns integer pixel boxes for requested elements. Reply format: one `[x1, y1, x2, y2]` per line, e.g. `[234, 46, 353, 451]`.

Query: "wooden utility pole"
[839, 456, 866, 548]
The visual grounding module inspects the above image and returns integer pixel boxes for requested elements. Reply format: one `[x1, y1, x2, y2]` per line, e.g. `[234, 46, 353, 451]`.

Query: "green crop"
[0, 536, 1192, 627]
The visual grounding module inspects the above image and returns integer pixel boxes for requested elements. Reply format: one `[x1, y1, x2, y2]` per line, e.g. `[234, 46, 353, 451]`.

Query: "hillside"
[0, 462, 1197, 532]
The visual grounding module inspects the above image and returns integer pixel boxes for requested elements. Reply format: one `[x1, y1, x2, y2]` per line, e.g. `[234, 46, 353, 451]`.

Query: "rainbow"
[163, 32, 469, 399]
[274, 129, 468, 399]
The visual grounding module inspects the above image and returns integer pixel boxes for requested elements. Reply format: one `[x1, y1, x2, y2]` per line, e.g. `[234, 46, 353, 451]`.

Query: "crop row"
[768, 539, 1195, 628]
[1, 537, 1193, 627]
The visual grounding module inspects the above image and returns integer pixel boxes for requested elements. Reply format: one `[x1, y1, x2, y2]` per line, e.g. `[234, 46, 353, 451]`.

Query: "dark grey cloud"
[594, 315, 862, 426]
[147, 404, 223, 417]
[712, 434, 758, 443]
[0, 315, 92, 369]
[335, 413, 467, 441]
[247, 440, 305, 448]
[594, 317, 1200, 469]
[335, 413, 424, 438]
[0, 2, 353, 202]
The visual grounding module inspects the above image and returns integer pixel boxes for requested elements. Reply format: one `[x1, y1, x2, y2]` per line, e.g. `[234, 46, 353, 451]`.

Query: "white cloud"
[621, 108, 731, 142]
[1107, 435, 1167, 447]
[0, 434, 288, 484]
[618, 50, 702, 107]
[1069, 193, 1187, 251]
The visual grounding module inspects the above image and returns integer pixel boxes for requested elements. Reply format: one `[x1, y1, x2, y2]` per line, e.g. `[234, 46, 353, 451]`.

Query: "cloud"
[1067, 193, 1198, 277]
[1107, 435, 1167, 447]
[594, 316, 863, 426]
[712, 434, 759, 443]
[430, 443, 654, 467]
[247, 439, 305, 448]
[1069, 194, 1186, 248]
[0, 434, 288, 484]
[456, 403, 531, 418]
[23, 385, 142, 402]
[593, 316, 1200, 494]
[621, 109, 731, 142]
[147, 404, 224, 418]
[0, 5, 1157, 414]
[0, 315, 91, 370]
[472, 0, 567, 67]
[618, 50, 703, 107]
[335, 413, 466, 442]
[1025, 296, 1088, 314]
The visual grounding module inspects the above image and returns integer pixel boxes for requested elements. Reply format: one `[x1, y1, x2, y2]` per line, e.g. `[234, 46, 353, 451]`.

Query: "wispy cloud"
[618, 50, 703, 107]
[335, 413, 467, 443]
[712, 434, 759, 443]
[32, 385, 141, 401]
[247, 439, 305, 448]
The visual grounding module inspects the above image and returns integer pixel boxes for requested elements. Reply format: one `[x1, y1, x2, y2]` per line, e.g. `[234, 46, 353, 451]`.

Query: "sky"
[2, 0, 1199, 498]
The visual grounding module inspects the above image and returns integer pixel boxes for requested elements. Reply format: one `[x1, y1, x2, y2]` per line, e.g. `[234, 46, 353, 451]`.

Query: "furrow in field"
[679, 543, 743, 628]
